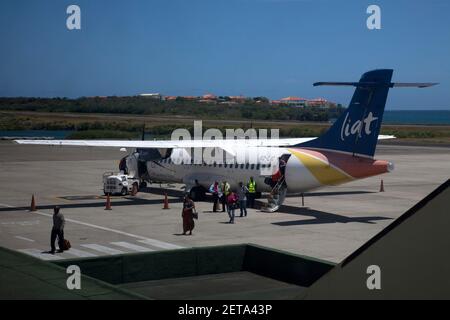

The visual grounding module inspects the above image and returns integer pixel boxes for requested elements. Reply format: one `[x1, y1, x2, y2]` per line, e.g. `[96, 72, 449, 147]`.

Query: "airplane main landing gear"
[139, 181, 147, 189]
[189, 186, 206, 201]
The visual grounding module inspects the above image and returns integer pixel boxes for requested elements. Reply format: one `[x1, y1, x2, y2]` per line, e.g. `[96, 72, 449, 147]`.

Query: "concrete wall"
[0, 246, 143, 299]
[54, 244, 334, 287]
[55, 245, 246, 285]
[301, 179, 450, 299]
[244, 245, 335, 287]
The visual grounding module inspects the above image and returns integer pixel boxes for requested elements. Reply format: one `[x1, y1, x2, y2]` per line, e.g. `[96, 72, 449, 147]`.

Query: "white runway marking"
[138, 239, 184, 250]
[110, 241, 154, 252]
[64, 248, 98, 258]
[80, 244, 125, 255]
[14, 236, 35, 242]
[18, 249, 63, 261]
[0, 202, 184, 252]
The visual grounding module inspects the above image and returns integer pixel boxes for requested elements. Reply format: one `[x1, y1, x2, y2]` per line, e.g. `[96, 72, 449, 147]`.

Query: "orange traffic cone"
[30, 194, 37, 212]
[163, 193, 169, 209]
[105, 194, 112, 210]
[379, 179, 385, 192]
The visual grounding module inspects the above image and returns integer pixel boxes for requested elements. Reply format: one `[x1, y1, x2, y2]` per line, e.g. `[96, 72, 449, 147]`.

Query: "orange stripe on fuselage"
[290, 148, 390, 180]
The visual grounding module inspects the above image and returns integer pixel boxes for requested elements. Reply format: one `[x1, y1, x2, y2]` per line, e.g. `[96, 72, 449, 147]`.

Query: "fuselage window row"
[157, 160, 269, 171]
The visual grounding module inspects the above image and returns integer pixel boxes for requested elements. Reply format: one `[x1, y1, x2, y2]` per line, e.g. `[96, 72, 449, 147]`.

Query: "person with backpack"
[221, 180, 231, 212]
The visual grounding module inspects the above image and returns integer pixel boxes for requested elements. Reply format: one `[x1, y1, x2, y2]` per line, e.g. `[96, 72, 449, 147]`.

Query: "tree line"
[0, 97, 345, 122]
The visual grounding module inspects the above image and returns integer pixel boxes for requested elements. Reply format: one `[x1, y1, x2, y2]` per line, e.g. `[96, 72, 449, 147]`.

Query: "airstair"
[262, 177, 287, 212]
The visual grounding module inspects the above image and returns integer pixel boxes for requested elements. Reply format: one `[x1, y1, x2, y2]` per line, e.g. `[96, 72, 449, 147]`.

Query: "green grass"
[66, 130, 139, 140]
[1, 111, 450, 143]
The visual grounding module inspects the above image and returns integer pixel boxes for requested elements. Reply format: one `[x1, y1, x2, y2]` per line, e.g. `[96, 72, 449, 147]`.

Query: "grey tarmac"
[0, 141, 448, 263]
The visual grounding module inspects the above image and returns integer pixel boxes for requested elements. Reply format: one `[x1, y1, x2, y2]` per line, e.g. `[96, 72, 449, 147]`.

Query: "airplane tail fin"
[297, 69, 436, 157]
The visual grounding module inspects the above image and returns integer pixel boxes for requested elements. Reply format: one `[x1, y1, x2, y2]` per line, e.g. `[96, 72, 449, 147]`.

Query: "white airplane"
[16, 70, 436, 211]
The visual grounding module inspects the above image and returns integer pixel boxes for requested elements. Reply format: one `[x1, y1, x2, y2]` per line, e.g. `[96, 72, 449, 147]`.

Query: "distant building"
[136, 91, 337, 108]
[280, 96, 307, 107]
[229, 95, 247, 103]
[181, 96, 198, 101]
[307, 98, 335, 108]
[202, 93, 217, 100]
[139, 93, 162, 101]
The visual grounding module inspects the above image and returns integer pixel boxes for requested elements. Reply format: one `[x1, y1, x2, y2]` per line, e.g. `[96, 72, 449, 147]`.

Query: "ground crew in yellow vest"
[247, 177, 257, 208]
[221, 180, 231, 212]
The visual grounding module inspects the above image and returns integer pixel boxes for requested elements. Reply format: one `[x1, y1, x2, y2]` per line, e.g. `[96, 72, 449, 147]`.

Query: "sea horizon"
[383, 110, 450, 125]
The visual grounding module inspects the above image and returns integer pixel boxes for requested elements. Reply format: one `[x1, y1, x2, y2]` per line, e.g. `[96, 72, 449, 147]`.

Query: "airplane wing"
[378, 135, 396, 140]
[13, 137, 317, 148]
[14, 135, 395, 148]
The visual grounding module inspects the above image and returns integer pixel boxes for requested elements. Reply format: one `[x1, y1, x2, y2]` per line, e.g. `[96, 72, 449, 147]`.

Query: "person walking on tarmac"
[209, 181, 221, 212]
[182, 195, 196, 235]
[237, 182, 249, 217]
[221, 180, 231, 212]
[227, 191, 238, 224]
[247, 177, 257, 208]
[50, 206, 65, 254]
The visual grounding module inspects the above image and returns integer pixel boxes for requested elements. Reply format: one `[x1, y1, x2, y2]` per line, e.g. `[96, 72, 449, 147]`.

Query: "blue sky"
[0, 0, 449, 109]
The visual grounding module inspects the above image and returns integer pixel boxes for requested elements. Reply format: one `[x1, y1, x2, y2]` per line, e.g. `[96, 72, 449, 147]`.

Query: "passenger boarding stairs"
[262, 177, 287, 213]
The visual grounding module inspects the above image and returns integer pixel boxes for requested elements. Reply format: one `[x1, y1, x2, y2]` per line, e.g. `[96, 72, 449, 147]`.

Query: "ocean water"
[383, 110, 450, 125]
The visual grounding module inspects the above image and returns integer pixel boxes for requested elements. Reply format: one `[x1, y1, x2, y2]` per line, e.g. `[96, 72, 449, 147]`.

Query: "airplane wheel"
[121, 187, 128, 196]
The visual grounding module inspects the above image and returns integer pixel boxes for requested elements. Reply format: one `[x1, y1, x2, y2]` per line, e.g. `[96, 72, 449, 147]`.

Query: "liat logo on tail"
[340, 111, 379, 142]
[296, 69, 436, 158]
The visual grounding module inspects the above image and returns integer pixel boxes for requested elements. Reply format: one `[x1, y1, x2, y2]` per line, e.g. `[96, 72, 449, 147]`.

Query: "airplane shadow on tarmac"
[140, 187, 186, 198]
[272, 205, 392, 226]
[0, 187, 190, 213]
[0, 197, 184, 212]
[285, 190, 376, 198]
